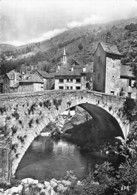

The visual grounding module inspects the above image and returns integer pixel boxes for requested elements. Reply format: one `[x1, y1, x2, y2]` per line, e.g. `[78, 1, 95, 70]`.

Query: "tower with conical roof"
[62, 48, 67, 65]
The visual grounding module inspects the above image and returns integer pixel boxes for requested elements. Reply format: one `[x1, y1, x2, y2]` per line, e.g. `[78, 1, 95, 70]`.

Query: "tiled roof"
[55, 62, 93, 77]
[37, 70, 50, 78]
[55, 69, 81, 77]
[37, 70, 55, 79]
[72, 59, 83, 66]
[120, 65, 135, 78]
[48, 73, 55, 78]
[100, 42, 122, 56]
[20, 74, 44, 83]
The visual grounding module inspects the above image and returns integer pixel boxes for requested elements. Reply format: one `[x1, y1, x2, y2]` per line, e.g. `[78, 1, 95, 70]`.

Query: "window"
[67, 86, 69, 90]
[70, 86, 73, 90]
[110, 91, 114, 95]
[129, 79, 131, 87]
[76, 78, 81, 83]
[59, 79, 63, 83]
[76, 86, 81, 90]
[59, 86, 63, 89]
[66, 79, 73, 82]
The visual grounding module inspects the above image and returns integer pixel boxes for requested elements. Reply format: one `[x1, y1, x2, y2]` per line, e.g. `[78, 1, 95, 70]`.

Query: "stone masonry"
[0, 90, 136, 183]
[0, 136, 11, 184]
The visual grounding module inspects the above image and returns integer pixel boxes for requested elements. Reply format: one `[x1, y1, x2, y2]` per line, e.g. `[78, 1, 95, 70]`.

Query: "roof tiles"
[100, 42, 122, 56]
[20, 74, 44, 83]
[120, 65, 135, 78]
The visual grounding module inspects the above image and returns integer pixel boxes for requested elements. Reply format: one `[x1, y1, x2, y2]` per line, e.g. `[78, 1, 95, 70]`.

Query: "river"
[16, 135, 106, 180]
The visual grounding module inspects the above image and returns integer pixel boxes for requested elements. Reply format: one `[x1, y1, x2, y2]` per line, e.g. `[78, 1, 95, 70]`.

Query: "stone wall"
[0, 136, 11, 184]
[105, 57, 121, 95]
[0, 90, 134, 182]
[93, 43, 106, 92]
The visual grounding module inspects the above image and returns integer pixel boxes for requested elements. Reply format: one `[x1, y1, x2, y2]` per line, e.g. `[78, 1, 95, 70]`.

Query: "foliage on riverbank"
[64, 126, 137, 195]
[0, 127, 137, 195]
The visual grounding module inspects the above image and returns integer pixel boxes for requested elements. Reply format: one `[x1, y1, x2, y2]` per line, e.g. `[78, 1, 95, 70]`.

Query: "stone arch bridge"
[0, 90, 135, 183]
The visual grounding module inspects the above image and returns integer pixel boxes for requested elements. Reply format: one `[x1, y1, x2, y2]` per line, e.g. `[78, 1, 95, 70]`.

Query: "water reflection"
[16, 136, 105, 180]
[31, 136, 53, 154]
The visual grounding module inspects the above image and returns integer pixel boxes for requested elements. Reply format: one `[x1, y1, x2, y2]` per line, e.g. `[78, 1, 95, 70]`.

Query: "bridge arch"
[0, 90, 130, 175]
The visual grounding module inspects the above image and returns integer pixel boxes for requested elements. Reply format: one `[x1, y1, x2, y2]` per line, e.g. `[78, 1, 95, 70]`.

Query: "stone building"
[35, 70, 55, 90]
[93, 42, 123, 95]
[3, 70, 44, 93]
[93, 42, 137, 98]
[120, 63, 136, 98]
[55, 48, 93, 90]
[3, 70, 22, 93]
[18, 74, 44, 92]
[120, 63, 135, 88]
[55, 68, 86, 90]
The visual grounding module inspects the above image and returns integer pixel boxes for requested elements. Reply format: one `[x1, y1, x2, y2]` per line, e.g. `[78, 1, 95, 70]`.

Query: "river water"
[16, 135, 106, 180]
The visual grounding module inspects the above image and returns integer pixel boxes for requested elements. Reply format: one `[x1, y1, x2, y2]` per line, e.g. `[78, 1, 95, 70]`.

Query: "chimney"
[83, 67, 86, 72]
[31, 65, 33, 70]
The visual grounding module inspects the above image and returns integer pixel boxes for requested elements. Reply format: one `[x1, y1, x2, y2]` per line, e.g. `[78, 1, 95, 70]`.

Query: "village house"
[55, 68, 86, 90]
[93, 42, 137, 98]
[17, 74, 44, 92]
[54, 48, 93, 90]
[3, 70, 44, 93]
[34, 70, 55, 90]
[3, 70, 22, 93]
[120, 63, 135, 87]
[120, 63, 136, 98]
[93, 42, 123, 95]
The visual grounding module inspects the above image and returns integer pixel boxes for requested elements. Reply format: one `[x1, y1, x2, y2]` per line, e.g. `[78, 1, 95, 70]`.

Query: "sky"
[1, 0, 137, 46]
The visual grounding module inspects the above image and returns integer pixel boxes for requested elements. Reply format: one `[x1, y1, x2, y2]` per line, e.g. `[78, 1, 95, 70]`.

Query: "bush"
[123, 98, 136, 121]
[64, 128, 137, 195]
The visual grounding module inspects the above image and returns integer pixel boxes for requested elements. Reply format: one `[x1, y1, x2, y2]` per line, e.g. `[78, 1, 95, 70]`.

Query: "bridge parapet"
[0, 90, 126, 103]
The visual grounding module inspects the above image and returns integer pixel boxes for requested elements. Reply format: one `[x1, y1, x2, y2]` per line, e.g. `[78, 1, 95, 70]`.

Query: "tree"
[78, 43, 83, 51]
[86, 72, 93, 90]
[131, 62, 137, 89]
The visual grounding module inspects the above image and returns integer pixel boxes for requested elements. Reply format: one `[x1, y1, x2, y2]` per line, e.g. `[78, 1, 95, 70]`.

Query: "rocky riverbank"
[0, 172, 82, 195]
[46, 106, 122, 151]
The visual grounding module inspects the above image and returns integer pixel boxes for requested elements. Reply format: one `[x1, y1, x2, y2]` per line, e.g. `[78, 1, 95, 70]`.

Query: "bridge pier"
[0, 136, 11, 184]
